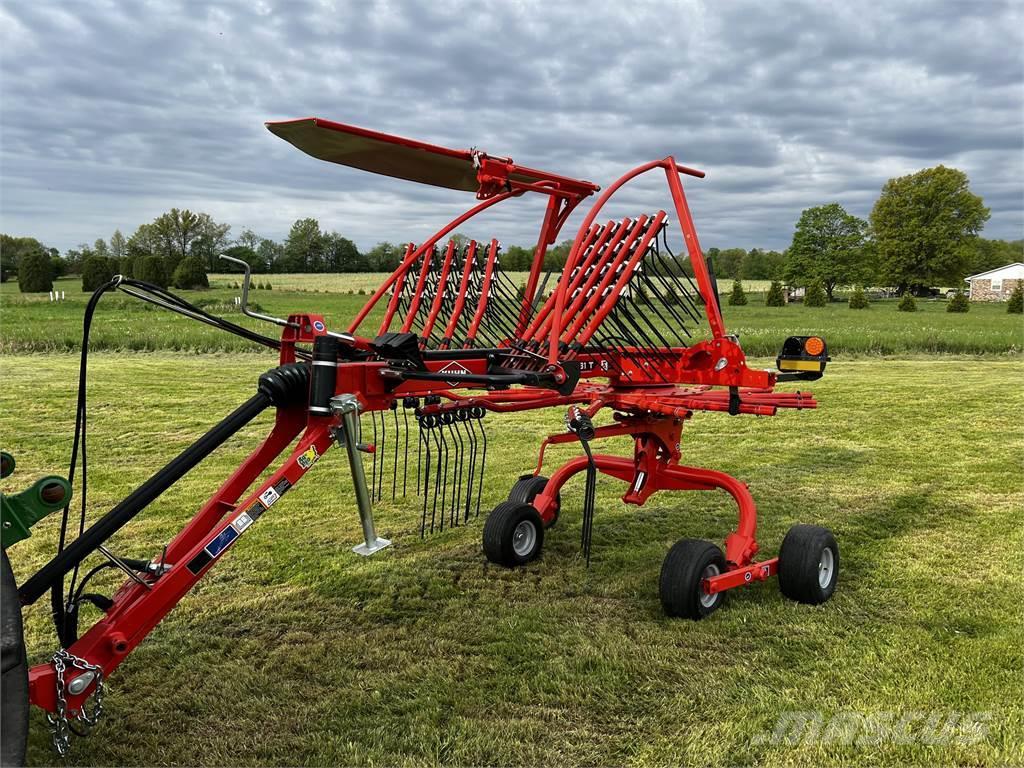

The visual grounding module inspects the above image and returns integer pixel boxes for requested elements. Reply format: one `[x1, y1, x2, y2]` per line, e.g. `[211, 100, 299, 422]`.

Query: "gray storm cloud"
[1, 0, 1021, 253]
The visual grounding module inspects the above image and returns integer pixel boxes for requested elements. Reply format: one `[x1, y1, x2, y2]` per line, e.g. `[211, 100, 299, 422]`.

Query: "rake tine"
[641, 267, 694, 338]
[437, 418, 449, 531]
[419, 415, 432, 536]
[415, 404, 423, 493]
[451, 415, 466, 525]
[462, 410, 477, 523]
[656, 232, 705, 320]
[430, 418, 443, 533]
[443, 414, 457, 527]
[649, 251, 703, 326]
[474, 407, 487, 518]
[402, 398, 414, 498]
[391, 402, 399, 501]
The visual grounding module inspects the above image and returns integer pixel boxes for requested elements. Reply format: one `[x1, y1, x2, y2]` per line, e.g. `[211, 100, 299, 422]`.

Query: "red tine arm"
[378, 243, 415, 336]
[400, 244, 438, 334]
[519, 221, 605, 343]
[465, 239, 500, 346]
[439, 241, 478, 349]
[419, 239, 457, 345]
[570, 212, 668, 350]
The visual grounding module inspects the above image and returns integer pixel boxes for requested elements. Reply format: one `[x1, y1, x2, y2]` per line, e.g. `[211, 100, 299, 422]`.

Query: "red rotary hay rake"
[1, 117, 837, 762]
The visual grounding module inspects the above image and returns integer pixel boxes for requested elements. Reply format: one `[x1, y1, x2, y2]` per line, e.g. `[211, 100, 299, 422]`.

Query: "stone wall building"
[965, 263, 1024, 301]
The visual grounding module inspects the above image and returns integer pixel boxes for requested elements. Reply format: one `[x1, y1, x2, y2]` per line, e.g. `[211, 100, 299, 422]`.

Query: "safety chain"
[46, 649, 105, 757]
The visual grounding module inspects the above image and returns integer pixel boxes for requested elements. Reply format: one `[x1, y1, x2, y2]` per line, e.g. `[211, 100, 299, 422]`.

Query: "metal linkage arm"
[17, 364, 309, 606]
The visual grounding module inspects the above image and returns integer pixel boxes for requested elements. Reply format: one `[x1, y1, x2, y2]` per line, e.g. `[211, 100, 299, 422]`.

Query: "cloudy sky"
[1, 0, 1022, 255]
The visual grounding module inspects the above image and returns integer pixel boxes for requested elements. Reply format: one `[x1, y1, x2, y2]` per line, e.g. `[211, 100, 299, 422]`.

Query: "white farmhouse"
[964, 263, 1024, 301]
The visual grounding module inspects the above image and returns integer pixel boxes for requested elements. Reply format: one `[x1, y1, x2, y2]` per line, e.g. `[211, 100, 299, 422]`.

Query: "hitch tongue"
[330, 395, 392, 557]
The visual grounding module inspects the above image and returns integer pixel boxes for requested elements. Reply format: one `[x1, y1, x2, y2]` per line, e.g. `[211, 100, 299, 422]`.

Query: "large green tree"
[366, 242, 403, 272]
[870, 165, 989, 289]
[785, 203, 869, 300]
[713, 248, 747, 280]
[283, 218, 324, 272]
[1, 235, 49, 280]
[965, 238, 1023, 276]
[323, 232, 365, 272]
[151, 208, 231, 272]
[17, 251, 54, 292]
[741, 248, 786, 280]
[109, 229, 127, 261]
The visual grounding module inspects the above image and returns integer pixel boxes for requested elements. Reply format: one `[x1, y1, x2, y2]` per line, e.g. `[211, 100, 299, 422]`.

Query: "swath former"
[1, 117, 837, 763]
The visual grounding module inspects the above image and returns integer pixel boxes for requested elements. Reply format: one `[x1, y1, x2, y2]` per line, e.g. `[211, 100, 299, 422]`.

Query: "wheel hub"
[699, 563, 721, 608]
[818, 547, 834, 589]
[512, 520, 536, 557]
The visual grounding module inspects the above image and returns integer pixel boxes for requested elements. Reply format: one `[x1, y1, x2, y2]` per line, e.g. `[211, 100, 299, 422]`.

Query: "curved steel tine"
[463, 413, 477, 523]
[402, 405, 410, 498]
[476, 411, 487, 518]
[451, 417, 465, 525]
[391, 404, 399, 501]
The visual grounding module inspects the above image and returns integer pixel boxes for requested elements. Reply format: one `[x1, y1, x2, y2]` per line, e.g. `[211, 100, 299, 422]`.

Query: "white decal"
[232, 512, 254, 533]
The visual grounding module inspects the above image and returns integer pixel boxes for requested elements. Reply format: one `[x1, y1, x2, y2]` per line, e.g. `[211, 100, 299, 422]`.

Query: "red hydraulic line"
[347, 191, 513, 335]
[419, 239, 457, 344]
[378, 243, 415, 335]
[663, 158, 724, 339]
[439, 240, 478, 349]
[401, 244, 438, 333]
[465, 239, 500, 346]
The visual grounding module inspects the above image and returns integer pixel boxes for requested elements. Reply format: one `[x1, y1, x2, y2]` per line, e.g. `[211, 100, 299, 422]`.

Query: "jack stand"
[330, 395, 392, 556]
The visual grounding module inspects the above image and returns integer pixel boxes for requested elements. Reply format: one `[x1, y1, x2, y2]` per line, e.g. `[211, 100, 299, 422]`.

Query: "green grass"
[2, 276, 1021, 356]
[2, 354, 1022, 766]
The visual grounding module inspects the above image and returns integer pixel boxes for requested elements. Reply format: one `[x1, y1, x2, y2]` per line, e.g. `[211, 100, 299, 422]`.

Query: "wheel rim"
[512, 520, 537, 557]
[699, 563, 721, 608]
[818, 547, 835, 589]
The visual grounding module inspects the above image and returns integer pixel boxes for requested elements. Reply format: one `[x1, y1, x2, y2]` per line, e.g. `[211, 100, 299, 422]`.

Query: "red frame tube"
[465, 239, 500, 346]
[419, 239, 457, 342]
[378, 243, 415, 336]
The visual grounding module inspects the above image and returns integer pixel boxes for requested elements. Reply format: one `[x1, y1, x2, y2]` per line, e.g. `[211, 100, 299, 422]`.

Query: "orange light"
[804, 336, 825, 356]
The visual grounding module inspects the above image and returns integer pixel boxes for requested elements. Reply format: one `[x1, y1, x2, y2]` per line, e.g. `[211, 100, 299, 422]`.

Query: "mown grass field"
[1, 354, 1021, 766]
[2, 276, 1021, 357]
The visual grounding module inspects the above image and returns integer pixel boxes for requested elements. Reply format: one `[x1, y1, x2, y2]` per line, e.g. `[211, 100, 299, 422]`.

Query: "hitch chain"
[46, 649, 105, 757]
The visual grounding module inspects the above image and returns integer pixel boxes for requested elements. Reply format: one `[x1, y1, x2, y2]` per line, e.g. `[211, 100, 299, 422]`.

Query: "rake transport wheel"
[483, 501, 545, 567]
[508, 475, 560, 528]
[659, 539, 728, 620]
[1, 550, 29, 767]
[778, 524, 839, 605]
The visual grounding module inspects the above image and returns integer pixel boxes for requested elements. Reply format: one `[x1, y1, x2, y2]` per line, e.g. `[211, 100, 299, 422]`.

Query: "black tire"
[509, 474, 560, 528]
[482, 501, 544, 567]
[778, 524, 839, 605]
[1, 550, 28, 767]
[659, 539, 727, 620]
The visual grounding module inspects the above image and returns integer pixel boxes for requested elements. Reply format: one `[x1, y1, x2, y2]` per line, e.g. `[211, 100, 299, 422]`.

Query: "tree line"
[2, 165, 1020, 295]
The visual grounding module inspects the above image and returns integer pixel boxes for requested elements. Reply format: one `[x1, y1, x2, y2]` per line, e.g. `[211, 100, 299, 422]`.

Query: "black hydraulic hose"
[51, 278, 118, 644]
[20, 391, 272, 607]
[21, 361, 309, 608]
